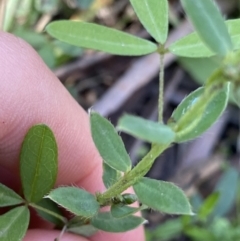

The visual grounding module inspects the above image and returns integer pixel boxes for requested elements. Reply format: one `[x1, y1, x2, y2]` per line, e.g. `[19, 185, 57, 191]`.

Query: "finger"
[0, 31, 145, 241]
[0, 31, 102, 191]
[24, 229, 88, 241]
[90, 229, 145, 241]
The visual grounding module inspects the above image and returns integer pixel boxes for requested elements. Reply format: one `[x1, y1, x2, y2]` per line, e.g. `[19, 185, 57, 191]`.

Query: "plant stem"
[29, 203, 67, 224]
[158, 53, 165, 123]
[55, 225, 67, 241]
[97, 144, 168, 205]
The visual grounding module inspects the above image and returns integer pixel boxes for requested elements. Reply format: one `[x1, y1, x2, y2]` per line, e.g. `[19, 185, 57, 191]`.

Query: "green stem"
[29, 203, 67, 224]
[158, 53, 165, 123]
[97, 144, 168, 205]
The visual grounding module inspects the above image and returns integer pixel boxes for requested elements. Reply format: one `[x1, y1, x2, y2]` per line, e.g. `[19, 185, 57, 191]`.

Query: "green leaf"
[90, 111, 131, 172]
[212, 167, 239, 217]
[102, 163, 121, 189]
[91, 212, 145, 232]
[46, 21, 157, 56]
[198, 192, 220, 221]
[130, 0, 168, 44]
[180, 0, 232, 56]
[38, 43, 56, 68]
[133, 177, 193, 215]
[20, 124, 58, 203]
[0, 183, 24, 207]
[0, 206, 30, 241]
[149, 219, 183, 241]
[228, 19, 240, 51]
[185, 227, 215, 241]
[117, 114, 175, 145]
[171, 84, 229, 143]
[67, 224, 98, 237]
[14, 27, 48, 49]
[111, 204, 147, 218]
[169, 32, 215, 58]
[35, 198, 65, 226]
[46, 187, 100, 217]
[169, 19, 240, 58]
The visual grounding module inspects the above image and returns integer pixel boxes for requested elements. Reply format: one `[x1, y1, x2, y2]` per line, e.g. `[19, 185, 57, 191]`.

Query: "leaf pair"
[180, 0, 232, 56]
[90, 111, 176, 186]
[169, 19, 240, 58]
[0, 206, 29, 241]
[47, 188, 145, 233]
[170, 0, 239, 58]
[92, 111, 175, 147]
[0, 184, 29, 240]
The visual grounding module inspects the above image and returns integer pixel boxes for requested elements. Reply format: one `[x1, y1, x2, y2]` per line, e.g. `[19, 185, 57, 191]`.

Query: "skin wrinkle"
[0, 31, 144, 241]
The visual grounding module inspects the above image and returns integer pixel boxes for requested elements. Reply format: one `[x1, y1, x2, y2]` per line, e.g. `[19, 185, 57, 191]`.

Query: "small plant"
[1, 0, 240, 240]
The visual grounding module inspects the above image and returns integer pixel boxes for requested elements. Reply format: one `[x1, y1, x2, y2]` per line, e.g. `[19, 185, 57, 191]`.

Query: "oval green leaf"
[0, 183, 24, 207]
[171, 84, 229, 143]
[20, 124, 58, 203]
[0, 206, 30, 241]
[169, 19, 240, 58]
[91, 212, 146, 232]
[46, 187, 100, 217]
[133, 177, 193, 215]
[46, 20, 157, 56]
[130, 0, 168, 44]
[180, 0, 232, 56]
[111, 204, 147, 219]
[117, 114, 175, 145]
[102, 163, 121, 189]
[90, 111, 131, 172]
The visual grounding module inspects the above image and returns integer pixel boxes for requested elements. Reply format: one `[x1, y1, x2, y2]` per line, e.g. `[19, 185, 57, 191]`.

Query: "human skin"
[0, 31, 145, 241]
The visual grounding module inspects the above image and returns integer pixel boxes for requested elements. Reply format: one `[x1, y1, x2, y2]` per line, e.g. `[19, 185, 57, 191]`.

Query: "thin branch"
[158, 53, 165, 122]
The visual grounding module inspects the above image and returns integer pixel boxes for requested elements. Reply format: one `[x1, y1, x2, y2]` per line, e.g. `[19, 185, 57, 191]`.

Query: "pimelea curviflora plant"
[1, 0, 240, 240]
